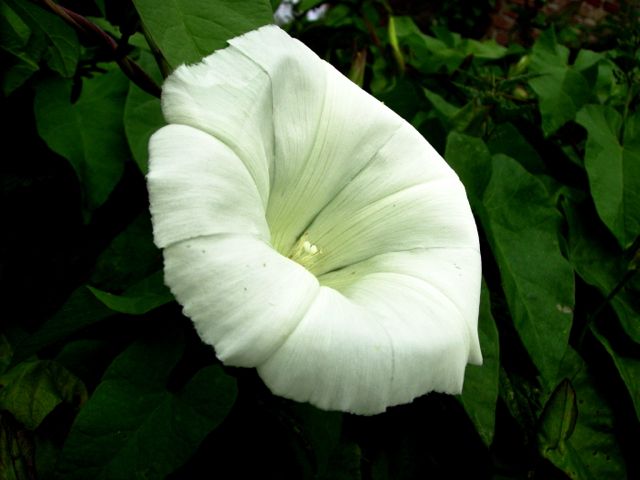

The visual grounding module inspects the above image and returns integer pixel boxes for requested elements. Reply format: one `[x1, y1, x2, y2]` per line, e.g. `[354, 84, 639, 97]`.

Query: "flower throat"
[288, 232, 322, 272]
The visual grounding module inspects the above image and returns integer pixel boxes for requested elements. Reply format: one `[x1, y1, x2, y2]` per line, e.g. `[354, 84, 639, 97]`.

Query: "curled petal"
[163, 234, 319, 367]
[161, 47, 274, 206]
[148, 124, 269, 248]
[258, 287, 395, 415]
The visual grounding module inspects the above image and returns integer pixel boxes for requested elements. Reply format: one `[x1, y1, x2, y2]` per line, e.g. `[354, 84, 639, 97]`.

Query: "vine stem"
[577, 257, 638, 348]
[39, 0, 162, 98]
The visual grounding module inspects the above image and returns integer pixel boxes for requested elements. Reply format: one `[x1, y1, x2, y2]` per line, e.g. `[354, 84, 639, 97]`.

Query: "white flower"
[147, 25, 482, 415]
[305, 3, 329, 22]
[273, 1, 296, 26]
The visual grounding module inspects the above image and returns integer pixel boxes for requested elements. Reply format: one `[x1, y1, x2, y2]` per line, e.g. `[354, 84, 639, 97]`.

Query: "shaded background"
[1, 1, 639, 478]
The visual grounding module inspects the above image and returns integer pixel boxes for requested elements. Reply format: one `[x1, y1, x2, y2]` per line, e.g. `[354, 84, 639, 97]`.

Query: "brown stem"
[39, 0, 161, 98]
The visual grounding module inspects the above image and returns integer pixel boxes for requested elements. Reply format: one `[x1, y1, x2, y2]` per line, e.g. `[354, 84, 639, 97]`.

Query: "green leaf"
[487, 122, 546, 175]
[0, 2, 40, 94]
[460, 282, 500, 446]
[300, 0, 325, 11]
[498, 367, 538, 437]
[592, 328, 640, 420]
[444, 132, 492, 203]
[423, 87, 460, 119]
[593, 58, 627, 105]
[0, 2, 30, 48]
[34, 69, 130, 214]
[0, 336, 11, 376]
[528, 29, 601, 135]
[423, 89, 486, 135]
[5, 0, 79, 78]
[55, 339, 112, 384]
[13, 272, 173, 365]
[123, 51, 165, 174]
[447, 134, 574, 385]
[562, 198, 640, 342]
[539, 348, 627, 479]
[0, 360, 87, 430]
[393, 16, 505, 75]
[12, 287, 114, 365]
[320, 441, 361, 480]
[538, 379, 578, 454]
[55, 332, 237, 480]
[576, 105, 640, 249]
[483, 155, 574, 385]
[1, 412, 34, 480]
[94, 0, 107, 16]
[131, 0, 273, 68]
[90, 213, 162, 291]
[464, 38, 508, 60]
[374, 77, 422, 125]
[88, 271, 173, 315]
[2, 59, 39, 95]
[393, 16, 465, 74]
[291, 404, 342, 476]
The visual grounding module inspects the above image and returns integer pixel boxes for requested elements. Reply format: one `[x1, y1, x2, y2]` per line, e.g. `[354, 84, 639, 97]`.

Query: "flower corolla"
[147, 25, 482, 415]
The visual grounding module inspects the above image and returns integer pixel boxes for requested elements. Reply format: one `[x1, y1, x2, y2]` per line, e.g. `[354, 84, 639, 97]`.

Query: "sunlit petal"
[161, 47, 273, 206]
[147, 124, 269, 248]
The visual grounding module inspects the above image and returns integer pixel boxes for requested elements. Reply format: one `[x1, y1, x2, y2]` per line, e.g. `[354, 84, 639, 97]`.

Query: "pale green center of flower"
[288, 232, 322, 272]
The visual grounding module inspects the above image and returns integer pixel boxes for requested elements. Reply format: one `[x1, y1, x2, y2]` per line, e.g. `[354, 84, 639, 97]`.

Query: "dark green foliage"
[1, 1, 638, 479]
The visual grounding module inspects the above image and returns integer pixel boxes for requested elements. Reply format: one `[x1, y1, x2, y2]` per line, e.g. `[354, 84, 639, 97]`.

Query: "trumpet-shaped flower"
[147, 25, 482, 415]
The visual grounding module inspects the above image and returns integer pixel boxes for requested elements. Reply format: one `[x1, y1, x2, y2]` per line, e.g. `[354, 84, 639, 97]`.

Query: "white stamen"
[303, 240, 318, 255]
[289, 233, 321, 271]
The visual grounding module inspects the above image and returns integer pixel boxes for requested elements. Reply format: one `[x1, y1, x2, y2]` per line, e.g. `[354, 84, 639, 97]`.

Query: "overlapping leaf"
[4, 0, 79, 79]
[54, 332, 237, 480]
[446, 133, 574, 386]
[538, 348, 626, 479]
[576, 105, 640, 249]
[0, 360, 86, 430]
[13, 272, 172, 364]
[563, 198, 640, 343]
[592, 328, 640, 420]
[123, 51, 165, 174]
[34, 69, 130, 214]
[0, 2, 40, 94]
[528, 29, 601, 135]
[460, 282, 499, 446]
[131, 0, 273, 68]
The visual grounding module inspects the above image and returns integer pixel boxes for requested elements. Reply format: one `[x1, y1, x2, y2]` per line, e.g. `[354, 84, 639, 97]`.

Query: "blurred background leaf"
[0, 360, 86, 430]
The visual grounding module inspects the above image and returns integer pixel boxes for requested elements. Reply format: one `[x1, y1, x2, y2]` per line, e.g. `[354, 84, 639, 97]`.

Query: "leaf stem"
[138, 21, 172, 79]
